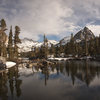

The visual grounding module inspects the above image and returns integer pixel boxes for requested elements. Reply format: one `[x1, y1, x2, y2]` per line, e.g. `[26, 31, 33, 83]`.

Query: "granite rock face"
[74, 27, 95, 42]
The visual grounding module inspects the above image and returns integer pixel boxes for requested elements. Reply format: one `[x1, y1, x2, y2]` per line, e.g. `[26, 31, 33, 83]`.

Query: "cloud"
[0, 0, 100, 41]
[0, 0, 74, 40]
[87, 25, 100, 36]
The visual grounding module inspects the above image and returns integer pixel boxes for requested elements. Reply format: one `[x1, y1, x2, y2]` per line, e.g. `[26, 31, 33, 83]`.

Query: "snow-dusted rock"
[59, 36, 70, 45]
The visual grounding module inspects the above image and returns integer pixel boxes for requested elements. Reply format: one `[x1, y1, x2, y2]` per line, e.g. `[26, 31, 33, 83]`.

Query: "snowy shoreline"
[48, 57, 73, 61]
[48, 56, 95, 61]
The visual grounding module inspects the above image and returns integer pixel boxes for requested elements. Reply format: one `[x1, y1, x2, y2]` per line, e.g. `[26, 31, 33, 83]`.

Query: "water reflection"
[0, 60, 100, 100]
[0, 66, 22, 100]
[8, 66, 22, 99]
[32, 60, 100, 86]
[0, 73, 8, 100]
[65, 61, 98, 86]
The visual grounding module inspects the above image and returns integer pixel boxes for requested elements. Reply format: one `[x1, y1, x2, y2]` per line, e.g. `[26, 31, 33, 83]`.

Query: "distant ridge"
[17, 27, 96, 52]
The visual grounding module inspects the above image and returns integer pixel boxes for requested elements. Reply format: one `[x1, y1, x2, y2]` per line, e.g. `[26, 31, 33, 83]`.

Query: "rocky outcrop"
[74, 27, 95, 42]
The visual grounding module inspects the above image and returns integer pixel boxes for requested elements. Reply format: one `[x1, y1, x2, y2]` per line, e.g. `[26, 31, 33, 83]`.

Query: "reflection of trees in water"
[0, 66, 22, 100]
[39, 61, 100, 86]
[41, 65, 50, 86]
[65, 61, 100, 86]
[32, 61, 100, 86]
[8, 66, 22, 98]
[40, 62, 60, 86]
[21, 61, 100, 87]
[0, 73, 8, 100]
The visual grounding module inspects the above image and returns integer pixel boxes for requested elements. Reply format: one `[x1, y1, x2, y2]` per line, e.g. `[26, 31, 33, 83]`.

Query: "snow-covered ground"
[48, 56, 94, 61]
[48, 57, 71, 61]
[80, 56, 93, 60]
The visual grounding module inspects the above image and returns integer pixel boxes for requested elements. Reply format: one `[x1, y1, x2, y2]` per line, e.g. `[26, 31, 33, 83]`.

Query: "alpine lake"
[0, 60, 100, 100]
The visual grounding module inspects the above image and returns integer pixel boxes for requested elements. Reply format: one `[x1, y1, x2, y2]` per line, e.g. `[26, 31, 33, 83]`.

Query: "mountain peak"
[74, 26, 95, 42]
[84, 26, 89, 30]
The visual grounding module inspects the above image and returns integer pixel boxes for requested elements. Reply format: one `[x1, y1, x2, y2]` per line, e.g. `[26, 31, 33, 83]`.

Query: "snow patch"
[48, 57, 70, 61]
[6, 61, 16, 69]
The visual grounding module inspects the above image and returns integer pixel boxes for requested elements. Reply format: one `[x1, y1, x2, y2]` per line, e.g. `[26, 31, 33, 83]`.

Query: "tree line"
[0, 19, 21, 61]
[27, 33, 100, 59]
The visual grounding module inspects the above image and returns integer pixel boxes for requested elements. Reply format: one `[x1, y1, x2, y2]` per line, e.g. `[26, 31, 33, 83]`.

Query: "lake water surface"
[0, 60, 100, 100]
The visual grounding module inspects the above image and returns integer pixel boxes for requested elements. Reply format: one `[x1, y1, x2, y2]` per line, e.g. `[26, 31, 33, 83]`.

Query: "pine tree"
[45, 38, 49, 58]
[0, 19, 7, 30]
[99, 35, 100, 54]
[88, 38, 95, 55]
[50, 44, 55, 56]
[70, 33, 75, 56]
[33, 47, 39, 58]
[2, 42, 7, 57]
[77, 43, 82, 56]
[85, 32, 88, 56]
[74, 43, 78, 56]
[44, 34, 46, 47]
[0, 19, 7, 57]
[95, 37, 99, 55]
[43, 34, 48, 59]
[39, 45, 45, 58]
[65, 43, 69, 55]
[59, 41, 63, 54]
[8, 26, 13, 60]
[14, 26, 21, 59]
[14, 26, 21, 44]
[55, 46, 59, 57]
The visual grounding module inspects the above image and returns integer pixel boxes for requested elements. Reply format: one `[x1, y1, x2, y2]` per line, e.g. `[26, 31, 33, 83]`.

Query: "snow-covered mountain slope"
[18, 38, 58, 52]
[47, 40, 59, 46]
[17, 38, 39, 52]
[56, 36, 70, 46]
[60, 36, 70, 45]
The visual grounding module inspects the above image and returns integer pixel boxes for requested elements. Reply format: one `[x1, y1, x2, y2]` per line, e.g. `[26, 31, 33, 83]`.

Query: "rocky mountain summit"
[59, 27, 95, 45]
[74, 27, 95, 42]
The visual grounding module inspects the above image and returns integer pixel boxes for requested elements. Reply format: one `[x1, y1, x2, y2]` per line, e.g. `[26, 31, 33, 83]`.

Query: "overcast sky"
[0, 0, 100, 41]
